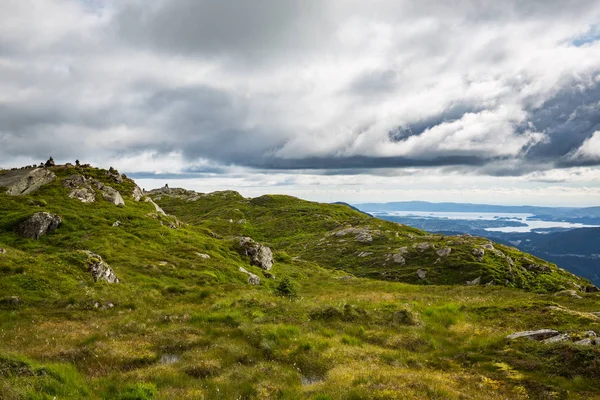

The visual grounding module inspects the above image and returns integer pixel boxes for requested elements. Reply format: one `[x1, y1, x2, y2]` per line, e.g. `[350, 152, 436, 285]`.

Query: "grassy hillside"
[0, 166, 599, 399]
[151, 188, 593, 292]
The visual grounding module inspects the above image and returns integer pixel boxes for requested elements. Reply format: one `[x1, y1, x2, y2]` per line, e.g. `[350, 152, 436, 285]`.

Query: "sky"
[1, 0, 600, 206]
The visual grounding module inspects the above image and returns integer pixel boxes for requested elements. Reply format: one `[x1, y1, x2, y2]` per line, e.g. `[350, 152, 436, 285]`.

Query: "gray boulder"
[392, 254, 406, 265]
[237, 237, 274, 270]
[481, 243, 495, 250]
[472, 248, 485, 261]
[414, 242, 432, 251]
[83, 251, 119, 283]
[15, 212, 62, 239]
[0, 168, 56, 196]
[542, 333, 570, 344]
[416, 269, 427, 279]
[506, 329, 559, 341]
[239, 267, 260, 285]
[436, 247, 452, 257]
[101, 186, 125, 206]
[63, 174, 96, 203]
[466, 276, 481, 286]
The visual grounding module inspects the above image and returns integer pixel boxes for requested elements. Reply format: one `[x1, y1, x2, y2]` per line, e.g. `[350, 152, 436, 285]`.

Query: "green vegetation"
[0, 165, 599, 399]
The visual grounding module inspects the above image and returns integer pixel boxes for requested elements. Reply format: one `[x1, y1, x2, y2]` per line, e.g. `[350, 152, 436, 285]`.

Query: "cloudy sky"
[1, 0, 600, 205]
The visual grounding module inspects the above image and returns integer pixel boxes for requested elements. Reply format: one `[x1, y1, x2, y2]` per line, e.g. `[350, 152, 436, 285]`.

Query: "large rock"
[83, 251, 119, 283]
[132, 185, 144, 202]
[506, 329, 559, 341]
[15, 212, 62, 239]
[392, 254, 406, 265]
[237, 237, 274, 270]
[62, 174, 96, 203]
[472, 248, 485, 261]
[101, 186, 125, 206]
[0, 168, 56, 196]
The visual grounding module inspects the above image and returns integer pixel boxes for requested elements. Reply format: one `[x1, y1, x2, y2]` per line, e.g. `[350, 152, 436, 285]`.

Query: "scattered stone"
[106, 169, 123, 183]
[195, 253, 210, 259]
[145, 197, 166, 215]
[583, 331, 597, 337]
[542, 333, 570, 344]
[15, 212, 62, 239]
[466, 276, 481, 286]
[355, 232, 373, 243]
[82, 250, 119, 283]
[436, 247, 452, 257]
[416, 269, 427, 279]
[506, 329, 559, 341]
[357, 251, 372, 257]
[573, 338, 600, 346]
[481, 243, 495, 250]
[237, 237, 274, 270]
[236, 219, 247, 224]
[397, 247, 408, 254]
[0, 168, 56, 196]
[555, 289, 582, 299]
[112, 221, 121, 227]
[392, 254, 406, 265]
[132, 185, 144, 202]
[167, 222, 177, 229]
[332, 227, 376, 243]
[414, 242, 432, 251]
[239, 267, 260, 285]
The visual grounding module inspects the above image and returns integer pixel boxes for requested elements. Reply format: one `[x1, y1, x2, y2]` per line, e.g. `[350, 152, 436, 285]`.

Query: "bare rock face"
[15, 212, 62, 239]
[239, 267, 260, 285]
[83, 251, 119, 283]
[237, 237, 274, 270]
[132, 185, 144, 202]
[0, 168, 56, 196]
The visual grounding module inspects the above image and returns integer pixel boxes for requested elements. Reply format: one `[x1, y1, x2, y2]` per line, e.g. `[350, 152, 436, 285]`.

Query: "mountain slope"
[1, 164, 600, 399]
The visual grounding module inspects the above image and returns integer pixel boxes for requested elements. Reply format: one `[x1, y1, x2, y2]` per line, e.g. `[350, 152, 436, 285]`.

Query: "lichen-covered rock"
[83, 251, 119, 283]
[506, 329, 559, 341]
[0, 168, 56, 195]
[15, 212, 62, 239]
[436, 247, 451, 257]
[237, 237, 274, 270]
[239, 267, 260, 285]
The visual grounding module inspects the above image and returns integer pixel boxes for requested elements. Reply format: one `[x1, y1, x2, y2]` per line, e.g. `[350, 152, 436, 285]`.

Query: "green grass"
[1, 166, 600, 399]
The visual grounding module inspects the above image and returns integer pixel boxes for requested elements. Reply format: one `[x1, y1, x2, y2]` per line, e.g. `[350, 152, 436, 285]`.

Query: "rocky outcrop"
[15, 212, 62, 239]
[466, 276, 481, 286]
[237, 237, 274, 270]
[239, 267, 260, 285]
[392, 254, 406, 265]
[506, 329, 559, 341]
[83, 251, 119, 283]
[132, 185, 144, 202]
[436, 247, 451, 257]
[472, 248, 485, 261]
[63, 174, 96, 203]
[106, 168, 123, 183]
[0, 168, 56, 196]
[145, 197, 166, 215]
[332, 227, 376, 243]
[414, 242, 432, 251]
[555, 289, 582, 299]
